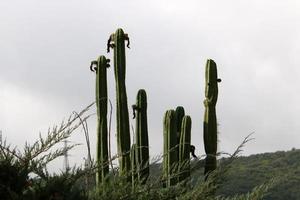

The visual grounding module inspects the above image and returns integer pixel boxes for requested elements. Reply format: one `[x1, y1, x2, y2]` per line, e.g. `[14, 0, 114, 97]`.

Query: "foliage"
[0, 117, 277, 200]
[217, 149, 300, 200]
[0, 103, 93, 200]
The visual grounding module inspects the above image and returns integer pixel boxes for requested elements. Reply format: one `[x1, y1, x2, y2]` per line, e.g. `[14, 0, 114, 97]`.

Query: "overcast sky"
[1, 0, 300, 172]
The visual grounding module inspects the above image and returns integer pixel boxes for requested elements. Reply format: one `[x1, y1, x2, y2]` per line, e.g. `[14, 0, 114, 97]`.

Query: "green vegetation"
[217, 149, 300, 200]
[0, 127, 279, 199]
[0, 104, 93, 200]
[148, 148, 300, 200]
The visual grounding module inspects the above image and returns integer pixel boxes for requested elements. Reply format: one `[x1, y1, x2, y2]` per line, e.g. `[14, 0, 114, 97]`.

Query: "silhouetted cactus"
[132, 89, 149, 184]
[175, 107, 185, 134]
[178, 115, 192, 182]
[203, 59, 221, 178]
[107, 28, 131, 179]
[90, 55, 110, 185]
[163, 110, 178, 186]
[175, 106, 185, 161]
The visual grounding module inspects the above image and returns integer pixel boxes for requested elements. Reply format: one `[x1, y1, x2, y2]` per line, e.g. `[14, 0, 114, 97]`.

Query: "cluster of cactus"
[89, 28, 221, 189]
[91, 28, 149, 185]
[163, 107, 192, 186]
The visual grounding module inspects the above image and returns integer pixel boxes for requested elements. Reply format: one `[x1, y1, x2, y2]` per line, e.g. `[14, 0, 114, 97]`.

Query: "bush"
[0, 105, 276, 200]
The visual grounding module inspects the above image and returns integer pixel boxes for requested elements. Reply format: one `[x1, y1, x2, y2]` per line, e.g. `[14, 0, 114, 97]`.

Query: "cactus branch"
[90, 60, 98, 72]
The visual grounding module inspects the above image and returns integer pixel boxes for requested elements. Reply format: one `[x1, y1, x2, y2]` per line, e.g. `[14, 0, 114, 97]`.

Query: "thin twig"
[72, 110, 92, 166]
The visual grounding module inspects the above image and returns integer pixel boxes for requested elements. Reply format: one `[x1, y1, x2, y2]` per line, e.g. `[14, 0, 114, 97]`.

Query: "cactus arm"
[90, 60, 98, 72]
[124, 33, 130, 48]
[107, 34, 115, 53]
[190, 145, 197, 159]
[132, 104, 138, 119]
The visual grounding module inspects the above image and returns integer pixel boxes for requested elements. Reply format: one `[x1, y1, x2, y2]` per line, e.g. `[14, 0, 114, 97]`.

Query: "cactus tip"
[90, 60, 97, 72]
[125, 34, 130, 49]
[107, 35, 114, 53]
[132, 104, 137, 119]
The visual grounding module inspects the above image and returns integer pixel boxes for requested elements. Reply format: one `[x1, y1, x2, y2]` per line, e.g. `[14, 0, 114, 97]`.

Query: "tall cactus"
[163, 110, 178, 186]
[133, 89, 149, 184]
[175, 107, 185, 135]
[203, 59, 221, 178]
[90, 55, 110, 185]
[175, 106, 185, 161]
[178, 115, 192, 182]
[107, 28, 131, 179]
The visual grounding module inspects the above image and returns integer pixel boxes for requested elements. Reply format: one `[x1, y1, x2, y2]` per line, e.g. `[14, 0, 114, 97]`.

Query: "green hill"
[149, 148, 300, 199]
[217, 148, 300, 199]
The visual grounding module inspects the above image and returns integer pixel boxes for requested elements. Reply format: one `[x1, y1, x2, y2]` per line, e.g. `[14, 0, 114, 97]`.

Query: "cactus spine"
[133, 89, 149, 184]
[163, 110, 178, 186]
[203, 59, 221, 177]
[108, 28, 131, 178]
[178, 115, 192, 181]
[90, 56, 110, 185]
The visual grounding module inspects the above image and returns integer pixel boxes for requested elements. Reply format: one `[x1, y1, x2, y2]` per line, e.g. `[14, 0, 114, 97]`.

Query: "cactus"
[131, 144, 138, 185]
[107, 28, 131, 179]
[175, 107, 185, 135]
[90, 55, 110, 185]
[178, 115, 192, 182]
[203, 59, 221, 178]
[175, 106, 185, 161]
[163, 110, 178, 186]
[133, 89, 149, 184]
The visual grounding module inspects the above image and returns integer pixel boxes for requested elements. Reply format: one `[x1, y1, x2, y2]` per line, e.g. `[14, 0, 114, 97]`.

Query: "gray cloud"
[1, 0, 300, 171]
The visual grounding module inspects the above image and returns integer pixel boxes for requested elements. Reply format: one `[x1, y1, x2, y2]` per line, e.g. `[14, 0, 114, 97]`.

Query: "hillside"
[149, 148, 300, 199]
[217, 148, 300, 199]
